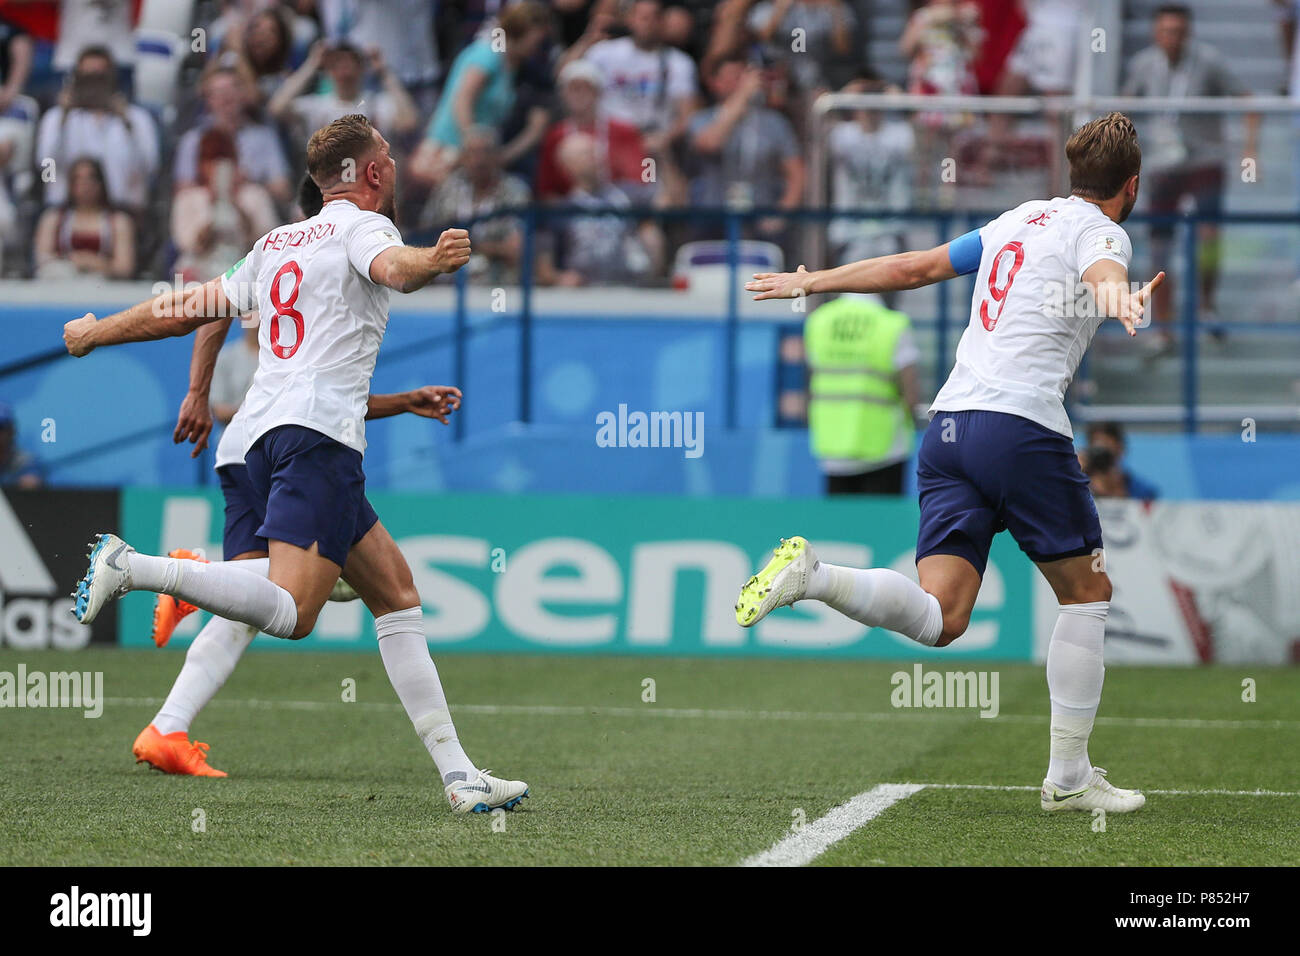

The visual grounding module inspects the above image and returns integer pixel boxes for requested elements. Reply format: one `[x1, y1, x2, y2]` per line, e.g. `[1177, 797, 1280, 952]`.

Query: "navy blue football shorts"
[217, 462, 265, 559]
[240, 424, 379, 568]
[915, 409, 1103, 576]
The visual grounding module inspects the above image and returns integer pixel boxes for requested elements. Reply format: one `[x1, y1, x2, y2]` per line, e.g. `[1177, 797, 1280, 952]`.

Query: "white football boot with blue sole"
[445, 770, 530, 814]
[72, 533, 135, 625]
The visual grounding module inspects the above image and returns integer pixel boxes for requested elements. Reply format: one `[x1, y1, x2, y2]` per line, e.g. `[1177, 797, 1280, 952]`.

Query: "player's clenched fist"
[63, 313, 99, 357]
[431, 228, 471, 274]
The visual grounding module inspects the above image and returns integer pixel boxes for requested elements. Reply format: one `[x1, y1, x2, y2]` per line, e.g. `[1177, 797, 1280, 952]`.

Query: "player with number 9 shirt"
[735, 112, 1163, 816]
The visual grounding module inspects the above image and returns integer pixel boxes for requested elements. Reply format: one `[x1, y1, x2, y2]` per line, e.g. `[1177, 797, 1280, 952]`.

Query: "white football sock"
[127, 554, 298, 639]
[805, 563, 943, 646]
[375, 607, 476, 783]
[152, 615, 258, 736]
[1046, 601, 1108, 790]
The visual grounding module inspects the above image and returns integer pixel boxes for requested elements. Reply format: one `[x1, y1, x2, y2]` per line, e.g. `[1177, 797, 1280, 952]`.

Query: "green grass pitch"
[1, 648, 1296, 866]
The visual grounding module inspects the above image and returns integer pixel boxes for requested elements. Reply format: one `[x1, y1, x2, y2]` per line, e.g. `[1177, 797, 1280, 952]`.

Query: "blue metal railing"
[422, 204, 1300, 440]
[5, 205, 1298, 480]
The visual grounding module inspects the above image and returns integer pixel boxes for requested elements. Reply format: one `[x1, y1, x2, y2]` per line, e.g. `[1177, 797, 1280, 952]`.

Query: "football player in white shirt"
[63, 115, 528, 814]
[735, 113, 1163, 815]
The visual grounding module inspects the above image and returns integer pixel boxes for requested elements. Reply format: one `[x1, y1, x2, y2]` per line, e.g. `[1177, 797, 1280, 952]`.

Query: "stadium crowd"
[0, 0, 1275, 289]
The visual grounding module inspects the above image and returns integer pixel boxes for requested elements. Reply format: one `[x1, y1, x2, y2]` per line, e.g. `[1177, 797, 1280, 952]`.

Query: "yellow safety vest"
[804, 297, 912, 464]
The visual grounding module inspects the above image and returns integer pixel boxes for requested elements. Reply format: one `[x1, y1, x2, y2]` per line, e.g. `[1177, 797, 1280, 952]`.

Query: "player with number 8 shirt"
[61, 114, 529, 814]
[735, 112, 1164, 815]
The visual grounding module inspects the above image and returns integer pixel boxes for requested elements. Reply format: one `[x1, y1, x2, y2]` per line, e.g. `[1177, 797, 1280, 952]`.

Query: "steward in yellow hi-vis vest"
[804, 294, 920, 495]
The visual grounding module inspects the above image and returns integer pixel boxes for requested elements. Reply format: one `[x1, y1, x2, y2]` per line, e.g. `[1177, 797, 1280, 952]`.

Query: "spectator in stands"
[423, 125, 530, 286]
[37, 46, 158, 213]
[536, 60, 651, 204]
[409, 1, 551, 193]
[1123, 4, 1259, 353]
[233, 6, 296, 104]
[901, 0, 981, 102]
[33, 156, 135, 279]
[688, 55, 804, 256]
[0, 14, 31, 116]
[269, 41, 419, 143]
[997, 0, 1078, 96]
[901, 0, 980, 200]
[537, 131, 662, 286]
[206, 1, 319, 69]
[1085, 421, 1159, 501]
[317, 0, 441, 113]
[171, 128, 277, 284]
[552, 0, 619, 51]
[747, 0, 858, 97]
[985, 0, 1080, 162]
[827, 72, 915, 296]
[0, 18, 29, 272]
[1080, 444, 1129, 500]
[582, 0, 698, 206]
[174, 65, 292, 207]
[0, 402, 42, 488]
[52, 0, 134, 77]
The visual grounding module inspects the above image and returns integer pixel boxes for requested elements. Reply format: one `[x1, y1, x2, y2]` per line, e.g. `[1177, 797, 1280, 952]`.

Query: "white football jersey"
[930, 195, 1132, 438]
[214, 405, 245, 470]
[220, 199, 403, 457]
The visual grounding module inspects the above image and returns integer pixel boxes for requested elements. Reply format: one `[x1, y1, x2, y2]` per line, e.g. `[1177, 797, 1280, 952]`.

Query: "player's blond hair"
[306, 113, 375, 190]
[1065, 112, 1142, 201]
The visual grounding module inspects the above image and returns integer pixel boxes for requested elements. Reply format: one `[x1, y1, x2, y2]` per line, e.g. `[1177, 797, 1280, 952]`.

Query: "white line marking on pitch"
[738, 779, 1300, 868]
[99, 698, 1298, 730]
[911, 782, 1300, 797]
[740, 784, 925, 867]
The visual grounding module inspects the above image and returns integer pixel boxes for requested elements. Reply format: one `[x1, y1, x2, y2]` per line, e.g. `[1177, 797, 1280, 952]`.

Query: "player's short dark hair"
[1087, 420, 1126, 448]
[1066, 111, 1141, 201]
[306, 113, 375, 190]
[1154, 4, 1192, 21]
[298, 173, 323, 217]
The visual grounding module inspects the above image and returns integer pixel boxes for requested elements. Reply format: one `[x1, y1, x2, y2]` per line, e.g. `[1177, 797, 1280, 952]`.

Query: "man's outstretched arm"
[63, 276, 236, 357]
[746, 243, 961, 300]
[1081, 259, 1165, 337]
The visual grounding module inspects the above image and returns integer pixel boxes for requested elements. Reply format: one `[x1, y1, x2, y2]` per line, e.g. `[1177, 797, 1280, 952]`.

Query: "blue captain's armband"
[948, 229, 983, 276]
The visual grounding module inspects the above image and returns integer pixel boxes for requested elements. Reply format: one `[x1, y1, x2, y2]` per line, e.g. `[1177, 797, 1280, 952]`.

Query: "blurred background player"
[804, 293, 921, 496]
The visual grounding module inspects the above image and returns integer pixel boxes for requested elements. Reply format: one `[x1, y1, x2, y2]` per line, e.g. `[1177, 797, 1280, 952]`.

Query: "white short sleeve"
[344, 212, 404, 279]
[220, 245, 263, 313]
[1075, 218, 1132, 276]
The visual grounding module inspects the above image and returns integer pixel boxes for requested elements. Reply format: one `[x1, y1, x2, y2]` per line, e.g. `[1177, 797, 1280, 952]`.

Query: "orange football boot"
[150, 548, 207, 647]
[132, 724, 227, 777]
